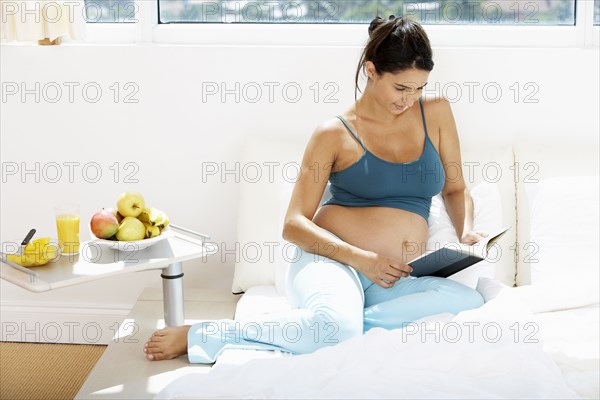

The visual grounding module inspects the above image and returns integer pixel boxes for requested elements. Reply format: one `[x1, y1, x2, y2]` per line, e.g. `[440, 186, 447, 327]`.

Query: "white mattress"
[533, 302, 599, 399]
[217, 284, 600, 399]
[156, 284, 599, 399]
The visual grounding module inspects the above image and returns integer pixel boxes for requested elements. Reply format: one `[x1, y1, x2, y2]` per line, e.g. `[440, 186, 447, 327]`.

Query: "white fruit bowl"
[89, 226, 171, 252]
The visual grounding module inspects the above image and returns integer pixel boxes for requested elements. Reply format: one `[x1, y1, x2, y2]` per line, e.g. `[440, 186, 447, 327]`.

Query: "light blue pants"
[187, 230, 484, 364]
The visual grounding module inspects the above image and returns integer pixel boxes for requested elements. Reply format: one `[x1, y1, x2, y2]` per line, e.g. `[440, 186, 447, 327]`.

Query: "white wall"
[1, 42, 598, 343]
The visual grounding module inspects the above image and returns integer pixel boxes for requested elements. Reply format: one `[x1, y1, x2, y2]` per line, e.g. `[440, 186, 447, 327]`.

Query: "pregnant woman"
[144, 15, 486, 363]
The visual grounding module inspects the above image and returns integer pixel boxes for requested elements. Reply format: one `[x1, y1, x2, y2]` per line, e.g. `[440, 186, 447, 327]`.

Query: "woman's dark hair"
[355, 15, 434, 101]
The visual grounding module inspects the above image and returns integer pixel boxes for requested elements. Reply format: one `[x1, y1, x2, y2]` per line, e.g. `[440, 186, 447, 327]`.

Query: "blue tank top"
[321, 97, 445, 223]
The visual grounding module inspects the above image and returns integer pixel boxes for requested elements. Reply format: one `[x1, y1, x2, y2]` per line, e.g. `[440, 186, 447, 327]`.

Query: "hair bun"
[368, 16, 385, 37]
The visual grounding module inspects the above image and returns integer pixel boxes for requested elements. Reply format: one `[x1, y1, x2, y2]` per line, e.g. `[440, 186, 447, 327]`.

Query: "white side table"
[0, 225, 217, 327]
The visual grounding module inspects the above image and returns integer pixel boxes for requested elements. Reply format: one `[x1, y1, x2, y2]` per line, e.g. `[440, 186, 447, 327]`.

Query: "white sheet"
[533, 303, 599, 399]
[155, 283, 599, 399]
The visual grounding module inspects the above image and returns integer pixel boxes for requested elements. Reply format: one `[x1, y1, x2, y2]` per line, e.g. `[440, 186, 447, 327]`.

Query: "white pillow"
[428, 181, 504, 289]
[231, 136, 307, 295]
[525, 176, 599, 287]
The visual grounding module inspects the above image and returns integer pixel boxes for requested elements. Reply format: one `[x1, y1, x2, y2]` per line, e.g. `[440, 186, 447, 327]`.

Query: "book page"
[408, 226, 511, 265]
[477, 226, 511, 258]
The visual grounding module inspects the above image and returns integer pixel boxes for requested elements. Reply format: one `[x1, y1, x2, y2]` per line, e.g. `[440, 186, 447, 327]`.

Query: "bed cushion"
[428, 181, 504, 289]
[514, 138, 600, 286]
[523, 176, 599, 287]
[231, 135, 309, 295]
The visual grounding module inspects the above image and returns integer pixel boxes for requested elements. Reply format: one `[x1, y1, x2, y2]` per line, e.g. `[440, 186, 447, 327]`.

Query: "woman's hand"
[358, 252, 413, 289]
[460, 231, 489, 245]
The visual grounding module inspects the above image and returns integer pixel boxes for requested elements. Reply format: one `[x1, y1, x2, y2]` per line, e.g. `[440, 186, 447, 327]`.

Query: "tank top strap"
[418, 97, 430, 140]
[335, 115, 367, 151]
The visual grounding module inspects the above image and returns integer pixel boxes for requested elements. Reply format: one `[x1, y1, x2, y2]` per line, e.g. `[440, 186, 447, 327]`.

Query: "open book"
[407, 226, 511, 278]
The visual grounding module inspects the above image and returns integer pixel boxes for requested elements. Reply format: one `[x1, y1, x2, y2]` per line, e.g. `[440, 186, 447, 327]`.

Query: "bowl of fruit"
[89, 192, 171, 252]
[1, 236, 63, 267]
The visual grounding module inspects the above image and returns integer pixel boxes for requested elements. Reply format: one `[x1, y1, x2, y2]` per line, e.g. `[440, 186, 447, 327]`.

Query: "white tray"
[0, 225, 217, 292]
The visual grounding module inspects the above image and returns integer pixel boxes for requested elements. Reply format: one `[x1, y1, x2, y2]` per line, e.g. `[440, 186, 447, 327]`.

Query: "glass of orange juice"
[55, 204, 80, 255]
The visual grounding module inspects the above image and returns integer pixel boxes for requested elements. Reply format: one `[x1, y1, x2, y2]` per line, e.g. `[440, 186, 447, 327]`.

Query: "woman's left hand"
[460, 231, 489, 245]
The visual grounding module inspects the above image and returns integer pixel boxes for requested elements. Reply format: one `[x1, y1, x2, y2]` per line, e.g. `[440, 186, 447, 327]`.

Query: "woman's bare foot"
[144, 325, 191, 361]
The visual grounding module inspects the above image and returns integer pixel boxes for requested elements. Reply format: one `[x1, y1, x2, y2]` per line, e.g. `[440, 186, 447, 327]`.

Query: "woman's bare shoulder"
[299, 116, 353, 170]
[308, 116, 349, 146]
[421, 95, 452, 115]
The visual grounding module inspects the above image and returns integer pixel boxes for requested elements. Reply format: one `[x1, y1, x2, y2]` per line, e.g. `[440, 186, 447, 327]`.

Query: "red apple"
[90, 209, 119, 239]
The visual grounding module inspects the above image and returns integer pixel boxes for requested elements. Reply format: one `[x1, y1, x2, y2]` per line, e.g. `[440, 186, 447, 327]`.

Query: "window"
[84, 0, 136, 23]
[77, 0, 597, 47]
[159, 0, 575, 25]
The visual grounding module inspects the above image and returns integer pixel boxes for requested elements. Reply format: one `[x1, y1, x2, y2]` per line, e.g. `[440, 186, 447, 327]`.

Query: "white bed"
[156, 281, 598, 399]
[153, 135, 599, 399]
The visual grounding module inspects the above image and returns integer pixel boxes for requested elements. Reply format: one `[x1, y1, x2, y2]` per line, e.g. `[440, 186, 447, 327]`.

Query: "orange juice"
[56, 213, 80, 254]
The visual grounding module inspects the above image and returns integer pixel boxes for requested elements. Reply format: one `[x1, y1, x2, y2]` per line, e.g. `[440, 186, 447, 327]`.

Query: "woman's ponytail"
[355, 15, 434, 101]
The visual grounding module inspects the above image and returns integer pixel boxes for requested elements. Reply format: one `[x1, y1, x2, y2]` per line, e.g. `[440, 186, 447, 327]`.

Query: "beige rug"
[0, 342, 106, 400]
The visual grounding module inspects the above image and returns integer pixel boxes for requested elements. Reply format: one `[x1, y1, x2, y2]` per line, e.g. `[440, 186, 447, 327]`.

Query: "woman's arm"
[434, 98, 486, 244]
[282, 121, 371, 267]
[443, 188, 474, 242]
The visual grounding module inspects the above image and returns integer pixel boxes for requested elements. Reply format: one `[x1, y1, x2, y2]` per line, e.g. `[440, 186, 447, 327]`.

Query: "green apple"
[117, 192, 145, 218]
[116, 217, 146, 241]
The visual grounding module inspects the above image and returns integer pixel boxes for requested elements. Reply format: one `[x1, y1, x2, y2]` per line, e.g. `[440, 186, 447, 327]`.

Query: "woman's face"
[365, 61, 430, 115]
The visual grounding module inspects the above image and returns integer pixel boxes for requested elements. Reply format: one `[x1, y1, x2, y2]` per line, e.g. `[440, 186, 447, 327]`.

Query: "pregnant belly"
[312, 204, 429, 264]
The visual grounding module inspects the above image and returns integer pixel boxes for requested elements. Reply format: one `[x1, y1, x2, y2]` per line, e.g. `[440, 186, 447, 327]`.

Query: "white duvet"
[155, 281, 599, 400]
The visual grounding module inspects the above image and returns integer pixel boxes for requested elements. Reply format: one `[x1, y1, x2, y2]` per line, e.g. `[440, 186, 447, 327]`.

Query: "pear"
[116, 217, 146, 241]
[117, 192, 145, 218]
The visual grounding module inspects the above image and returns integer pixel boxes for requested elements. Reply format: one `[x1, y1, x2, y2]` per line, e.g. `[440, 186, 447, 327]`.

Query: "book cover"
[408, 226, 511, 278]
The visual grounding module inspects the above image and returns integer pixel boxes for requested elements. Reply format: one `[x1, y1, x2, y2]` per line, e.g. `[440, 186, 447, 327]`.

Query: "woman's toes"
[146, 343, 161, 351]
[152, 352, 166, 361]
[146, 350, 164, 361]
[143, 326, 189, 361]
